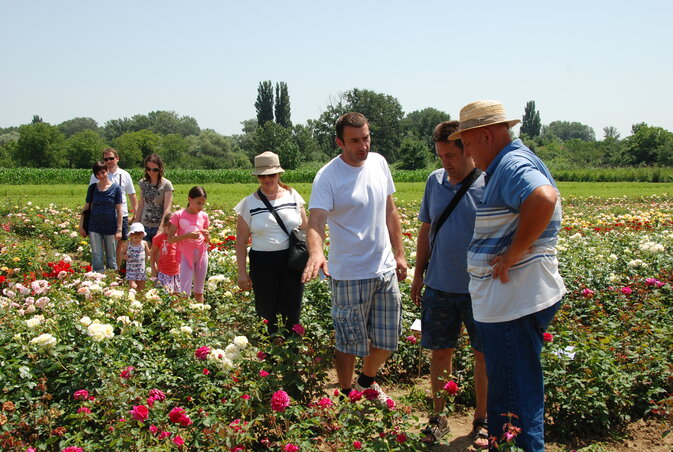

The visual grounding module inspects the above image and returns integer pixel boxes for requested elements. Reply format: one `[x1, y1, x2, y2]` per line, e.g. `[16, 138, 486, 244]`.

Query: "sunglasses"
[104, 157, 116, 161]
[145, 167, 160, 172]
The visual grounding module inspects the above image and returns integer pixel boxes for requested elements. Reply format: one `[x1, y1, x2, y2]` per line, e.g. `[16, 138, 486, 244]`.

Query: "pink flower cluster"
[73, 389, 89, 400]
[271, 390, 291, 412]
[581, 288, 595, 298]
[645, 277, 665, 288]
[405, 335, 417, 344]
[195, 346, 211, 360]
[168, 407, 193, 427]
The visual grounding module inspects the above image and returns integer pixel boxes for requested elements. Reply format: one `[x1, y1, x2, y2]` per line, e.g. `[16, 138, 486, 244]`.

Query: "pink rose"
[148, 389, 166, 400]
[241, 394, 250, 400]
[173, 435, 185, 447]
[77, 407, 92, 414]
[73, 389, 89, 400]
[386, 398, 396, 410]
[317, 397, 333, 408]
[362, 388, 379, 401]
[405, 335, 417, 344]
[291, 324, 305, 335]
[120, 366, 135, 379]
[129, 405, 149, 422]
[353, 441, 362, 449]
[543, 332, 554, 343]
[443, 380, 459, 395]
[271, 390, 291, 412]
[348, 390, 363, 403]
[168, 407, 192, 426]
[581, 288, 594, 298]
[259, 370, 270, 377]
[195, 346, 211, 360]
[158, 431, 171, 439]
[203, 368, 210, 375]
[283, 444, 299, 452]
[61, 448, 83, 452]
[621, 286, 632, 295]
[149, 425, 158, 435]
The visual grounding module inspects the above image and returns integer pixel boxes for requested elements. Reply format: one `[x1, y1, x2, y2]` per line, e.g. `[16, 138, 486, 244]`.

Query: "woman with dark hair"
[79, 160, 123, 273]
[234, 151, 307, 334]
[134, 154, 174, 243]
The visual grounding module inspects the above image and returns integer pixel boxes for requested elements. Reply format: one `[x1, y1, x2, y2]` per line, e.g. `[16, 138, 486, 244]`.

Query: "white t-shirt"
[234, 188, 305, 252]
[309, 152, 396, 280]
[90, 168, 136, 217]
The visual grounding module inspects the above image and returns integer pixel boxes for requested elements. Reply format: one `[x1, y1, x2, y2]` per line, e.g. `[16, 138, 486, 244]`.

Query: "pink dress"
[170, 209, 210, 269]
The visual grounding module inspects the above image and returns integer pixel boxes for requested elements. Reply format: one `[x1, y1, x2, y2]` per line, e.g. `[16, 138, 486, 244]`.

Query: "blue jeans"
[475, 301, 561, 452]
[89, 231, 117, 272]
[144, 226, 158, 244]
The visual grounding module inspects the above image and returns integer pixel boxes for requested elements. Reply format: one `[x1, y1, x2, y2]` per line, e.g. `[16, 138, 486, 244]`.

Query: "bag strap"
[257, 189, 290, 237]
[429, 168, 482, 251]
[86, 183, 96, 209]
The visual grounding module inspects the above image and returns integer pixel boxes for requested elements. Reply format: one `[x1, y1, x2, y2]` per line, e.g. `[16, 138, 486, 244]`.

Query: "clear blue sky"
[2, 0, 671, 139]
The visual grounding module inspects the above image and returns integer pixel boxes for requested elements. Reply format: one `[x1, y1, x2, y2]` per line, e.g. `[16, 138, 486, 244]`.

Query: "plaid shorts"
[330, 270, 402, 357]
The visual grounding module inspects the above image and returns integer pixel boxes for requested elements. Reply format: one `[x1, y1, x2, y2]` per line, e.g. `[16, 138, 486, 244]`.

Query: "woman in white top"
[234, 151, 307, 335]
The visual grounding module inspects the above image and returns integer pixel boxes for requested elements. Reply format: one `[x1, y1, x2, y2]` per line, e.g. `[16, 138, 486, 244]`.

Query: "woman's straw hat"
[448, 100, 520, 140]
[252, 151, 285, 176]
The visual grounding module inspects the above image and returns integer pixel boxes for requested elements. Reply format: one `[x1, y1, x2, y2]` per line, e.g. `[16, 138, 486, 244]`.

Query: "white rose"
[116, 316, 131, 325]
[179, 326, 193, 335]
[224, 343, 240, 359]
[30, 333, 57, 347]
[233, 336, 248, 349]
[87, 323, 115, 341]
[79, 316, 92, 327]
[26, 315, 45, 329]
[129, 301, 143, 311]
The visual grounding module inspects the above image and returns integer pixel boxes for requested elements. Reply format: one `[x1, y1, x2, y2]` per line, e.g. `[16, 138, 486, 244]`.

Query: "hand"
[237, 273, 253, 291]
[395, 255, 408, 283]
[410, 276, 423, 307]
[490, 253, 516, 283]
[79, 227, 87, 238]
[302, 253, 329, 283]
[186, 230, 201, 240]
[114, 231, 122, 240]
[200, 229, 210, 243]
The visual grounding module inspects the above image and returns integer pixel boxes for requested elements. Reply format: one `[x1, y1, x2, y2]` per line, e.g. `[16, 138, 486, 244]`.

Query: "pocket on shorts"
[332, 304, 365, 347]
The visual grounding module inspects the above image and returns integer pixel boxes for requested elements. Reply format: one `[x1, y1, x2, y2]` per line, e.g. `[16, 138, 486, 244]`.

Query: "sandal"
[472, 418, 489, 450]
[421, 416, 450, 444]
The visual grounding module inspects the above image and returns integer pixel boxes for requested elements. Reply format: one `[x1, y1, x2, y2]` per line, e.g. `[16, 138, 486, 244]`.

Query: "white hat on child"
[129, 222, 146, 236]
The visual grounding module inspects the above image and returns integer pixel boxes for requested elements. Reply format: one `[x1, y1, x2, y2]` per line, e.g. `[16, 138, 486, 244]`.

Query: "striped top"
[468, 139, 566, 322]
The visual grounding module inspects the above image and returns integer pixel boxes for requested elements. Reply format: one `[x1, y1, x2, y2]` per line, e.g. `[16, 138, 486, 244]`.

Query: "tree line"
[1, 91, 671, 172]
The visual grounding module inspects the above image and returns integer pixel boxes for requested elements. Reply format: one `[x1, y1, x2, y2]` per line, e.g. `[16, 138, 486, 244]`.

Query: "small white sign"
[410, 319, 422, 332]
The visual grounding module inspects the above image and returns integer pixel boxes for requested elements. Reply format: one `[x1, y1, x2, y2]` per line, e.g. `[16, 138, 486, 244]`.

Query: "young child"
[150, 212, 180, 293]
[123, 222, 151, 290]
[167, 186, 210, 302]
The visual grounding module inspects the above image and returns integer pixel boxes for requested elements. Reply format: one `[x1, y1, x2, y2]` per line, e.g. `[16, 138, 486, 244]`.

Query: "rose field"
[0, 193, 672, 451]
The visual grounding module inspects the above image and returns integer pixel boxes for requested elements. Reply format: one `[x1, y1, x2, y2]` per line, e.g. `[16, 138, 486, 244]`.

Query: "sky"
[2, 0, 672, 140]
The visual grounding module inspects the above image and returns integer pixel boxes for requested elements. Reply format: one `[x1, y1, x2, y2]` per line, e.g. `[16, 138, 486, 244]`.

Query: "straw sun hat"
[448, 100, 520, 140]
[252, 151, 285, 176]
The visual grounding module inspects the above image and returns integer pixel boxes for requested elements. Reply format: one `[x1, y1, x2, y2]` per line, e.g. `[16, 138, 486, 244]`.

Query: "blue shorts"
[330, 270, 402, 357]
[420, 287, 482, 352]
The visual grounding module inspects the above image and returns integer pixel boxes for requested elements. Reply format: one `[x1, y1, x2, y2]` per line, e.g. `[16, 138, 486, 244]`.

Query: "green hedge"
[2, 167, 673, 184]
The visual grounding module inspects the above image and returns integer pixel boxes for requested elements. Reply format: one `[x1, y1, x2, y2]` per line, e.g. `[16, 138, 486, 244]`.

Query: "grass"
[2, 182, 672, 211]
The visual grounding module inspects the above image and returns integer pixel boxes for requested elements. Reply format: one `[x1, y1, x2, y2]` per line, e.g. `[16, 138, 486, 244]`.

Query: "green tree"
[255, 81, 274, 126]
[158, 133, 189, 167]
[103, 117, 135, 142]
[520, 100, 542, 138]
[542, 121, 595, 141]
[185, 129, 250, 169]
[624, 123, 673, 166]
[112, 129, 160, 168]
[16, 122, 66, 167]
[400, 107, 451, 153]
[293, 124, 323, 163]
[602, 126, 620, 141]
[274, 82, 292, 128]
[32, 115, 43, 124]
[57, 117, 100, 138]
[397, 134, 430, 170]
[147, 110, 200, 136]
[65, 130, 107, 168]
[253, 121, 301, 169]
[308, 93, 348, 158]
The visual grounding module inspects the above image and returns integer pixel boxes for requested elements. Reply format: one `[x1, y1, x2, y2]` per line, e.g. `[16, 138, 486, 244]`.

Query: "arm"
[298, 206, 308, 230]
[386, 195, 408, 282]
[121, 241, 129, 261]
[163, 190, 174, 219]
[490, 185, 558, 283]
[128, 193, 138, 219]
[149, 243, 160, 277]
[411, 222, 431, 306]
[301, 208, 329, 282]
[235, 215, 253, 290]
[144, 241, 151, 264]
[134, 196, 144, 224]
[167, 222, 199, 243]
[79, 202, 91, 237]
[115, 203, 123, 241]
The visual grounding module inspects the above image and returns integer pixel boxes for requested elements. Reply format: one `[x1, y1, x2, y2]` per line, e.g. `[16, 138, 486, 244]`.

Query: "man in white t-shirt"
[302, 112, 407, 406]
[89, 148, 137, 270]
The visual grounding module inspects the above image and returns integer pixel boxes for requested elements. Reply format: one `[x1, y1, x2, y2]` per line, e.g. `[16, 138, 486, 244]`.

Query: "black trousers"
[249, 249, 303, 335]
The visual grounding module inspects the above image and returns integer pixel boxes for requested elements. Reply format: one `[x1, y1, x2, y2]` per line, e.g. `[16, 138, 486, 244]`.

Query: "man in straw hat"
[451, 100, 566, 451]
[302, 112, 407, 407]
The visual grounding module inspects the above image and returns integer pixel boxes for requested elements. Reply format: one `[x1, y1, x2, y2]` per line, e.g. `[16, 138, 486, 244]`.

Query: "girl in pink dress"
[167, 186, 210, 302]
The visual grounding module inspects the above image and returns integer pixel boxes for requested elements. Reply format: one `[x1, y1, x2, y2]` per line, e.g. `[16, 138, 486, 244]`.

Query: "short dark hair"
[433, 120, 463, 150]
[188, 186, 207, 199]
[92, 160, 106, 175]
[335, 112, 368, 141]
[102, 148, 119, 158]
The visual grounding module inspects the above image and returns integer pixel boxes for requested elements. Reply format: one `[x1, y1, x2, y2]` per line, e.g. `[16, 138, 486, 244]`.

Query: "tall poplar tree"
[274, 82, 292, 128]
[255, 81, 274, 126]
[520, 100, 541, 137]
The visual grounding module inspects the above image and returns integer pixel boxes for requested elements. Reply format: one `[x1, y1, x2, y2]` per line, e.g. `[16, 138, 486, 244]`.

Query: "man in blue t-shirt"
[450, 101, 566, 452]
[411, 121, 488, 447]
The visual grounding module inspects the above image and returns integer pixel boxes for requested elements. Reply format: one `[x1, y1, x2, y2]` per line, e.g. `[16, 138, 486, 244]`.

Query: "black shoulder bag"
[82, 183, 96, 236]
[257, 189, 309, 272]
[429, 168, 482, 252]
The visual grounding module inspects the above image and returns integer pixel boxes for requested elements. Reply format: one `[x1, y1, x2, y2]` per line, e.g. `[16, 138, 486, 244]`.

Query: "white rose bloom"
[189, 303, 211, 311]
[129, 300, 143, 311]
[79, 316, 92, 327]
[233, 336, 248, 349]
[26, 315, 45, 329]
[116, 316, 131, 325]
[30, 333, 57, 347]
[609, 254, 618, 261]
[224, 343, 240, 359]
[179, 325, 193, 335]
[87, 322, 115, 341]
[108, 289, 125, 300]
[569, 232, 583, 241]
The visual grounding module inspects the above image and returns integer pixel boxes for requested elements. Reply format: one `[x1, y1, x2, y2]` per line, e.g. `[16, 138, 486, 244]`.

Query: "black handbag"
[82, 183, 96, 236]
[257, 189, 309, 272]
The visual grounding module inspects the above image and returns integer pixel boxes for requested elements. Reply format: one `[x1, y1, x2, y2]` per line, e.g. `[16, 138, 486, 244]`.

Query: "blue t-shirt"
[86, 183, 123, 235]
[418, 169, 485, 293]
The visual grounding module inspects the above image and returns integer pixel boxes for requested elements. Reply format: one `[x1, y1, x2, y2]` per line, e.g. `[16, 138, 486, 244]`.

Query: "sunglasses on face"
[104, 157, 116, 161]
[145, 167, 160, 172]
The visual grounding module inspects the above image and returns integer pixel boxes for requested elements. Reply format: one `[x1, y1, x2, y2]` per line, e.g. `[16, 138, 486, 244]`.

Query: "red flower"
[443, 380, 459, 395]
[291, 323, 305, 335]
[195, 346, 211, 360]
[271, 390, 291, 412]
[386, 398, 396, 410]
[257, 351, 268, 361]
[129, 405, 149, 422]
[173, 435, 185, 447]
[149, 425, 158, 435]
[158, 430, 171, 439]
[363, 388, 379, 401]
[203, 368, 210, 375]
[120, 366, 135, 379]
[543, 332, 554, 343]
[283, 444, 299, 452]
[348, 390, 363, 403]
[241, 394, 250, 400]
[621, 286, 633, 295]
[405, 335, 417, 344]
[168, 407, 192, 426]
[396, 433, 407, 443]
[73, 389, 89, 400]
[353, 440, 362, 449]
[77, 407, 92, 414]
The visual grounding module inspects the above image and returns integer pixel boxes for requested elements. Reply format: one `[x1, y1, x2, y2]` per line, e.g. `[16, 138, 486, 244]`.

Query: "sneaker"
[421, 416, 450, 444]
[354, 381, 393, 408]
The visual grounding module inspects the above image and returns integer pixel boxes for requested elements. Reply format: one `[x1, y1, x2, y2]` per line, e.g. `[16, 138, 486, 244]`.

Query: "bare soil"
[325, 370, 673, 451]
